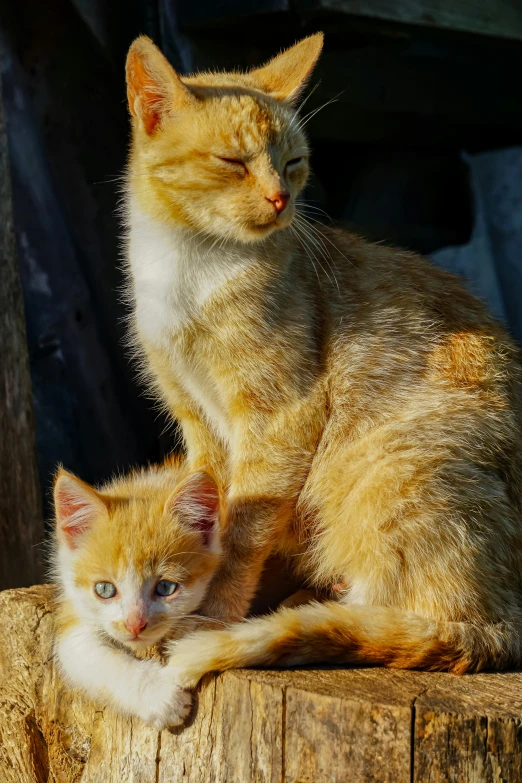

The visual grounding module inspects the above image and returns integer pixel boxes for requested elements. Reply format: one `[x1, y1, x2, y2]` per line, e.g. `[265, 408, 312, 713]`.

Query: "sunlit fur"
[124, 33, 522, 695]
[125, 35, 313, 244]
[51, 458, 221, 727]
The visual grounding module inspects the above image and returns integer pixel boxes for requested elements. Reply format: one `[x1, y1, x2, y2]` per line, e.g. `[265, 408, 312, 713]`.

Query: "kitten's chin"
[122, 637, 153, 651]
[112, 629, 167, 651]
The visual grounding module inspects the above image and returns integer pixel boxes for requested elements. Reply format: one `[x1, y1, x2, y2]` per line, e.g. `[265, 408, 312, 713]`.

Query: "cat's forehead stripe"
[200, 95, 291, 152]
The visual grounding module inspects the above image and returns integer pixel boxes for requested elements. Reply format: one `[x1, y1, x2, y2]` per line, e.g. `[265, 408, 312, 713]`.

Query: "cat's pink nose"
[125, 615, 148, 636]
[267, 191, 290, 214]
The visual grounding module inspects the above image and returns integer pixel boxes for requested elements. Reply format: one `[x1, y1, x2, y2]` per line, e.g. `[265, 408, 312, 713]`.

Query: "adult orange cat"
[123, 32, 522, 702]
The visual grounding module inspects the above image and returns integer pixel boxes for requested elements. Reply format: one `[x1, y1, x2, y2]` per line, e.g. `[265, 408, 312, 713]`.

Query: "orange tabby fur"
[123, 34, 522, 686]
[51, 458, 222, 726]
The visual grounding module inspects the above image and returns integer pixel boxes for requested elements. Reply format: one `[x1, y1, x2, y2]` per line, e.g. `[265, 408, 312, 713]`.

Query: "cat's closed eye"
[286, 157, 305, 168]
[216, 156, 248, 174]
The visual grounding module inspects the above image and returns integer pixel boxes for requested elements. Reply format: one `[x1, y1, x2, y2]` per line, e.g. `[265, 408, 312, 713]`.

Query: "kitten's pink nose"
[125, 614, 148, 636]
[267, 191, 290, 214]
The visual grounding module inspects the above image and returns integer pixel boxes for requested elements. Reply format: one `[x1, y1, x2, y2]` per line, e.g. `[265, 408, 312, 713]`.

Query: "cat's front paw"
[150, 686, 192, 730]
[138, 669, 192, 729]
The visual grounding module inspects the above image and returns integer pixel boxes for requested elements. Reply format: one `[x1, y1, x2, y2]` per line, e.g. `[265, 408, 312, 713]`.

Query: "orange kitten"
[52, 458, 221, 727]
[123, 33, 522, 700]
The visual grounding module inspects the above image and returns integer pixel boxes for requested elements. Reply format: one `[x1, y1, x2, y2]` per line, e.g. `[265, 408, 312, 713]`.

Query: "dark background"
[1, 0, 522, 524]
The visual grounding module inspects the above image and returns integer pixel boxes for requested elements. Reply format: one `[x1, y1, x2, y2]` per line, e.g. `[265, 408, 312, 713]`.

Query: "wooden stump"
[1, 585, 521, 783]
[0, 83, 42, 589]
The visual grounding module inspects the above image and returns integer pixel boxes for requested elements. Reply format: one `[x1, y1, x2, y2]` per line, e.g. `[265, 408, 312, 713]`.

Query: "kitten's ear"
[250, 33, 324, 102]
[165, 472, 221, 552]
[126, 36, 194, 135]
[54, 470, 108, 548]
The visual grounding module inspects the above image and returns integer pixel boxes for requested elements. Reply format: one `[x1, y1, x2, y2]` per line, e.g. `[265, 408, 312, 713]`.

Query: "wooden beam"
[0, 84, 42, 589]
[1, 585, 522, 781]
[305, 0, 522, 43]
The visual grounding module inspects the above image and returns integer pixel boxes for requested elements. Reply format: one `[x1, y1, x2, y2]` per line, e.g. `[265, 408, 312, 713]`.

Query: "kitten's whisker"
[189, 613, 229, 627]
[160, 551, 218, 559]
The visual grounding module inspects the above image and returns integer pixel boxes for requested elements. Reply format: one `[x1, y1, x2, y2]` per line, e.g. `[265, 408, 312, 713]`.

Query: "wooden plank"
[0, 82, 42, 589]
[413, 674, 522, 782]
[312, 0, 522, 43]
[1, 0, 169, 508]
[1, 585, 522, 782]
[159, 673, 284, 782]
[171, 0, 522, 42]
[284, 687, 411, 782]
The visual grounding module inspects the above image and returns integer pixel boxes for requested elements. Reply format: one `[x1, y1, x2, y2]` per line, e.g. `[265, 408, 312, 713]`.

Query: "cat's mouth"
[251, 212, 293, 234]
[122, 632, 161, 650]
[253, 220, 277, 231]
[112, 627, 165, 649]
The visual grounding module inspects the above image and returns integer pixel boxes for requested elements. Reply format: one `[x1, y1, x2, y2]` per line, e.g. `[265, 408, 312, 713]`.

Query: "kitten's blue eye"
[94, 582, 116, 599]
[155, 580, 179, 597]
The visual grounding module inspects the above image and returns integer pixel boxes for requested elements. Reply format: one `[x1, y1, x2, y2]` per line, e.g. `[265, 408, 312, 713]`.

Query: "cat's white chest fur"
[127, 206, 247, 444]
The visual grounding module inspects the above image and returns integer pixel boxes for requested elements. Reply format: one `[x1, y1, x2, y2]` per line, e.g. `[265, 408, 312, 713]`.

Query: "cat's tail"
[171, 601, 522, 687]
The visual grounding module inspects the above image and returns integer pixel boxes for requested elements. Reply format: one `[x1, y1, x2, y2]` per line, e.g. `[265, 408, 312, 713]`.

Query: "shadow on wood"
[1, 585, 521, 782]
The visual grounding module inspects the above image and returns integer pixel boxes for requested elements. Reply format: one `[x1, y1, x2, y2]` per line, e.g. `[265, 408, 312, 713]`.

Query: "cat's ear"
[126, 36, 194, 135]
[250, 33, 324, 102]
[54, 469, 108, 548]
[165, 471, 221, 553]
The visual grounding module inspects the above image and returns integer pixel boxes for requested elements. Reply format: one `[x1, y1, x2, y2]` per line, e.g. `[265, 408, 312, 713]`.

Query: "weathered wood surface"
[0, 0, 170, 515]
[1, 585, 522, 782]
[0, 84, 42, 590]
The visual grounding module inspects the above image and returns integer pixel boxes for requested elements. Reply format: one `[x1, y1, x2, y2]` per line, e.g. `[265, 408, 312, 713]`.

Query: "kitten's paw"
[150, 685, 192, 729]
[138, 670, 193, 729]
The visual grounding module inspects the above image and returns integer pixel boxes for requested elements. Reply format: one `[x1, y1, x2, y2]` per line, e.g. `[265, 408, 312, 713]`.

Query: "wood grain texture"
[1, 585, 522, 782]
[0, 83, 42, 590]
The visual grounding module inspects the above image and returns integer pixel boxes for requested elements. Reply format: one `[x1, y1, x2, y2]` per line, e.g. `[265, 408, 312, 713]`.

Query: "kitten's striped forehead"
[70, 495, 216, 588]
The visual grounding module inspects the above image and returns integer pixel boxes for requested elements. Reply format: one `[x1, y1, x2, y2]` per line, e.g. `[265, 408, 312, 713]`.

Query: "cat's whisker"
[295, 201, 333, 221]
[289, 222, 323, 290]
[217, 217, 242, 252]
[207, 232, 225, 254]
[293, 219, 329, 269]
[294, 213, 330, 258]
[293, 213, 340, 292]
[294, 212, 342, 293]
[294, 91, 344, 131]
[294, 80, 322, 115]
[160, 550, 218, 560]
[93, 175, 127, 186]
[297, 213, 354, 271]
[188, 613, 229, 627]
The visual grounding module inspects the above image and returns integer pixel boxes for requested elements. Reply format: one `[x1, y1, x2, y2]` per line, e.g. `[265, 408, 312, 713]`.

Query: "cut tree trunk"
[0, 82, 42, 589]
[1, 585, 522, 782]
